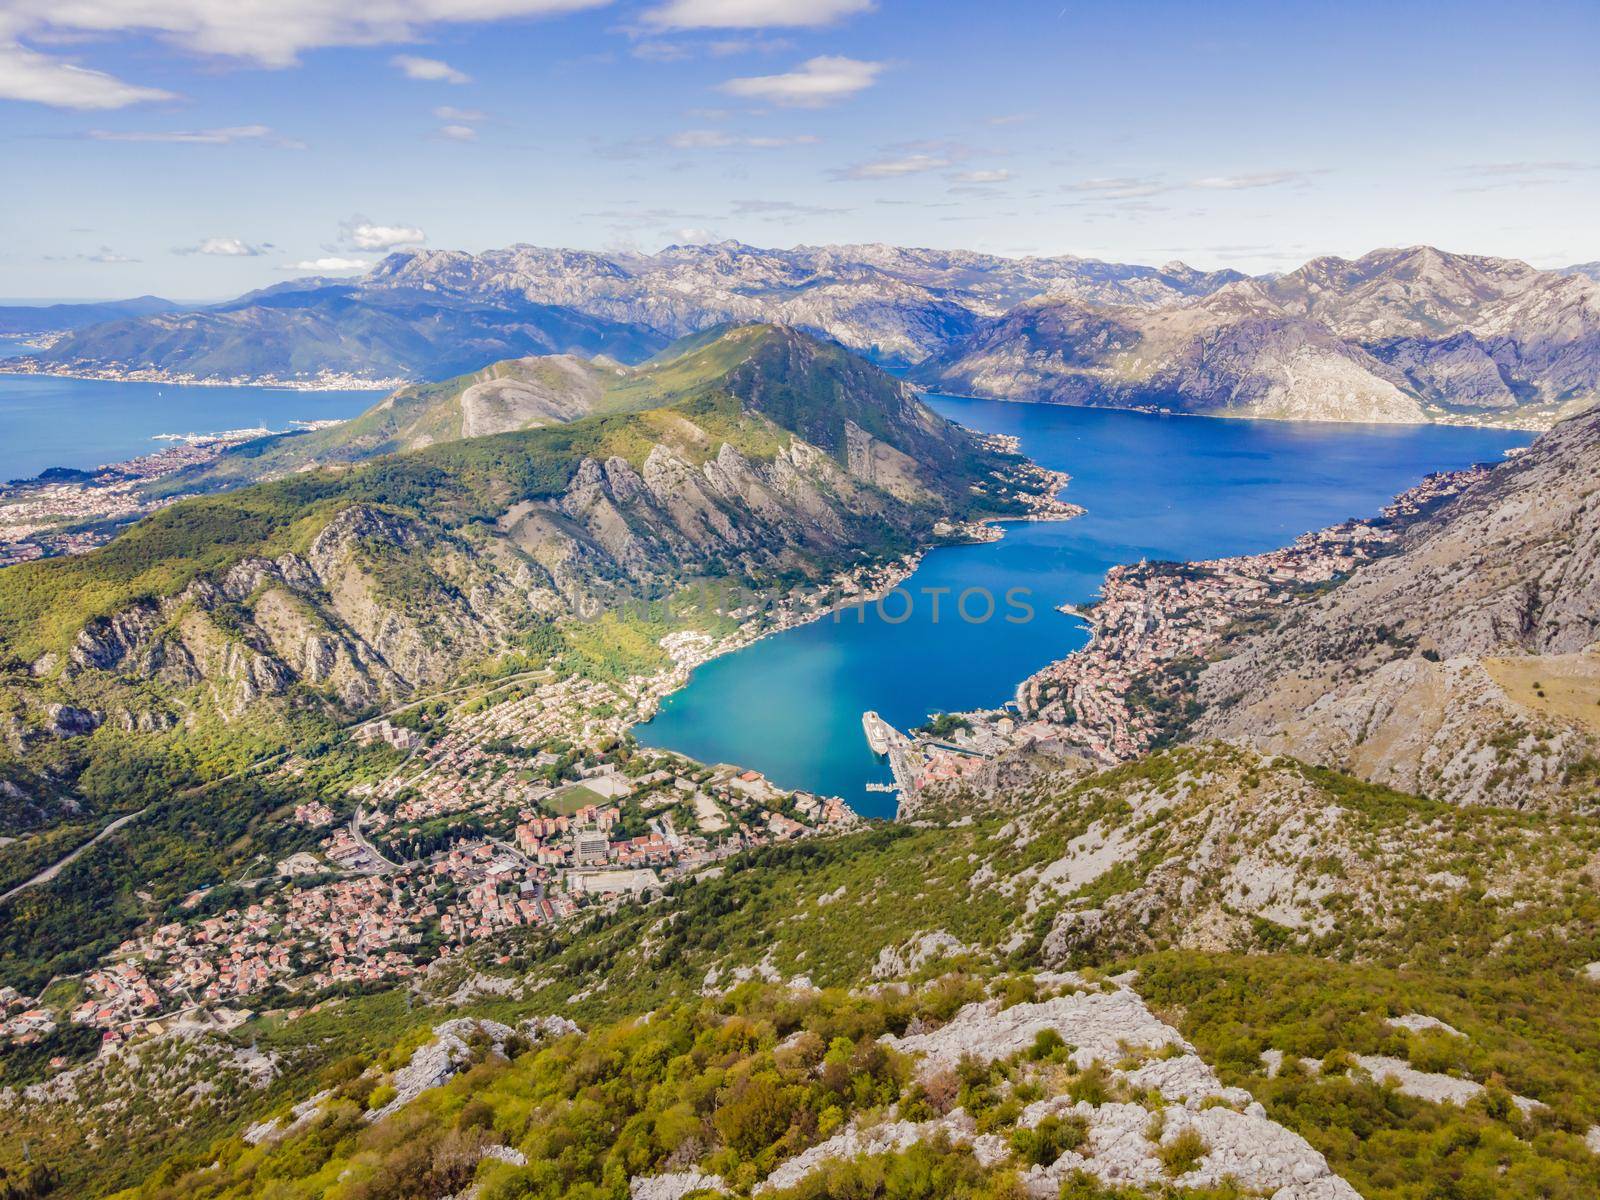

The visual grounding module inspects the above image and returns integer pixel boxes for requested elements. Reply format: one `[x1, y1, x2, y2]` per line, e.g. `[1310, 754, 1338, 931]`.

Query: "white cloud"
[391, 54, 470, 83]
[730, 198, 847, 217]
[438, 123, 477, 140]
[644, 0, 872, 29]
[707, 35, 792, 55]
[950, 168, 1011, 183]
[0, 40, 175, 109]
[341, 218, 427, 250]
[177, 236, 268, 256]
[1062, 176, 1173, 200]
[631, 39, 692, 61]
[1189, 171, 1310, 190]
[719, 55, 881, 107]
[667, 128, 817, 148]
[83, 246, 138, 263]
[835, 153, 949, 180]
[434, 105, 486, 121]
[3, 1, 611, 68]
[0, 0, 609, 108]
[86, 124, 299, 146]
[278, 257, 372, 272]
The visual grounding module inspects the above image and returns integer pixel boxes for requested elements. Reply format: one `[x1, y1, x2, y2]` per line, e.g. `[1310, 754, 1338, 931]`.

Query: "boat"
[862, 710, 902, 757]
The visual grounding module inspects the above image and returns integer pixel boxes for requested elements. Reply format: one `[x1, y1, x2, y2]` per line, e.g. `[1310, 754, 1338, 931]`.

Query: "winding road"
[0, 667, 555, 908]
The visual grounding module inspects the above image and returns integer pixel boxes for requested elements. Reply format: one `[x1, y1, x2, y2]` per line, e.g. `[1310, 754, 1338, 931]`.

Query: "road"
[347, 806, 404, 872]
[0, 808, 150, 906]
[0, 667, 555, 907]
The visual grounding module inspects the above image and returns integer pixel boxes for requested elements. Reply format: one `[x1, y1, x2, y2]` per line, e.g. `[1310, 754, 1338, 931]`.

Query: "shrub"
[1157, 1127, 1209, 1177]
[1009, 1114, 1088, 1167]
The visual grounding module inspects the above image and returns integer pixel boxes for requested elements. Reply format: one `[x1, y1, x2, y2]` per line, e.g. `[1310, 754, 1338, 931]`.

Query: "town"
[0, 423, 344, 566]
[877, 464, 1494, 797]
[0, 595, 865, 1057]
[0, 701, 853, 1052]
[0, 356, 401, 392]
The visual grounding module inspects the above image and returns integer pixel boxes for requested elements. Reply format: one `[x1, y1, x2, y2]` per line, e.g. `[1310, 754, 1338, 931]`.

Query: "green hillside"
[6, 748, 1599, 1200]
[0, 325, 1006, 665]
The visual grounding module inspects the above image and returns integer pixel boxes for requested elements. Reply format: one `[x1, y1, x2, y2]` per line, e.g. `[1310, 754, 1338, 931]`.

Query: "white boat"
[862, 710, 900, 757]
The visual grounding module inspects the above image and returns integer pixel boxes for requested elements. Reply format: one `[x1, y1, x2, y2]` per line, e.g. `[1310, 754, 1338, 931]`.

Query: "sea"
[638, 395, 1534, 817]
[0, 339, 373, 483]
[0, 342, 1536, 818]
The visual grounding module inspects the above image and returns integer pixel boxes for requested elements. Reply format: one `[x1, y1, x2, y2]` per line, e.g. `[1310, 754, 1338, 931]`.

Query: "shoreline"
[0, 423, 349, 566]
[627, 466, 1085, 809]
[921, 385, 1562, 435]
[0, 359, 403, 392]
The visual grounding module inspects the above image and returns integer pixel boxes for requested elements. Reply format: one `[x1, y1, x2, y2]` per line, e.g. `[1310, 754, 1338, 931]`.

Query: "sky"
[1, 0, 1597, 300]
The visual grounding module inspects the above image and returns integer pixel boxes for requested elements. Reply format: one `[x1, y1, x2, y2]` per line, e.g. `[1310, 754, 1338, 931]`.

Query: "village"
[0, 663, 855, 1056]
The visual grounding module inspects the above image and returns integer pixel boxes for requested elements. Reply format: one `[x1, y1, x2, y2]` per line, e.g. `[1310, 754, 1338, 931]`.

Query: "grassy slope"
[6, 749, 1596, 1198]
[0, 326, 993, 665]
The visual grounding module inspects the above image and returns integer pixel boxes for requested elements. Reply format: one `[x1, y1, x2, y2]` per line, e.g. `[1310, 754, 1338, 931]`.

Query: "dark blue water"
[638, 397, 1533, 816]
[0, 342, 373, 482]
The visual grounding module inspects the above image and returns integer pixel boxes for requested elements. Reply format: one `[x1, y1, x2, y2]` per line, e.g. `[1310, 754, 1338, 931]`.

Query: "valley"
[0, 317, 1593, 1200]
[8, 242, 1598, 430]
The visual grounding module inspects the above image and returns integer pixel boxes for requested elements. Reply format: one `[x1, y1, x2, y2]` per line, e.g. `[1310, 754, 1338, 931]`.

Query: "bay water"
[638, 397, 1533, 816]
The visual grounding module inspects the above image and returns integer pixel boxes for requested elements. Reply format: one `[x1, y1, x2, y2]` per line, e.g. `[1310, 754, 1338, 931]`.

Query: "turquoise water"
[0, 341, 373, 482]
[638, 397, 1534, 816]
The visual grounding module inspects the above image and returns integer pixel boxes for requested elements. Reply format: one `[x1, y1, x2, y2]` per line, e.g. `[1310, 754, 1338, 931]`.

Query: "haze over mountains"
[16, 241, 1597, 428]
[0, 296, 181, 336]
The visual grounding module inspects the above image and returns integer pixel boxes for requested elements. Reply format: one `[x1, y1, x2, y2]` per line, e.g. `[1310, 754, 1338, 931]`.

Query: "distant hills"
[0, 295, 180, 335]
[10, 242, 1245, 382]
[11, 243, 1600, 426]
[21, 284, 664, 381]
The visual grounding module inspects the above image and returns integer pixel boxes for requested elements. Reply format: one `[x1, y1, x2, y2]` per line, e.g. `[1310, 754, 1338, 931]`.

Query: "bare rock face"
[919, 246, 1600, 426]
[916, 290, 1426, 424]
[1194, 406, 1600, 805]
[47, 704, 101, 737]
[1369, 331, 1521, 410]
[457, 355, 605, 438]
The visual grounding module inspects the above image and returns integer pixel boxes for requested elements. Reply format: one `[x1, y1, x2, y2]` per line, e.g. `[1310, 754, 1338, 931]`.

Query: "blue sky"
[2, 0, 1597, 299]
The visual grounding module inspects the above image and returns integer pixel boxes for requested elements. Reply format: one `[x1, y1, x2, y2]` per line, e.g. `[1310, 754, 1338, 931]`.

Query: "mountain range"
[915, 246, 1600, 425]
[2, 322, 1599, 1200]
[0, 295, 180, 336]
[11, 242, 1599, 428]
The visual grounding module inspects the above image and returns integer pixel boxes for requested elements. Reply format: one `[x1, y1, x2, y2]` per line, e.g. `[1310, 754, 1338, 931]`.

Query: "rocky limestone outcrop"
[919, 246, 1600, 425]
[367, 1015, 579, 1122]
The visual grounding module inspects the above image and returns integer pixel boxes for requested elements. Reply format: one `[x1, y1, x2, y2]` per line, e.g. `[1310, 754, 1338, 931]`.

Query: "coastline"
[918, 385, 1561, 435]
[891, 460, 1498, 803]
[0, 358, 403, 392]
[0, 422, 347, 566]
[626, 462, 1085, 806]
